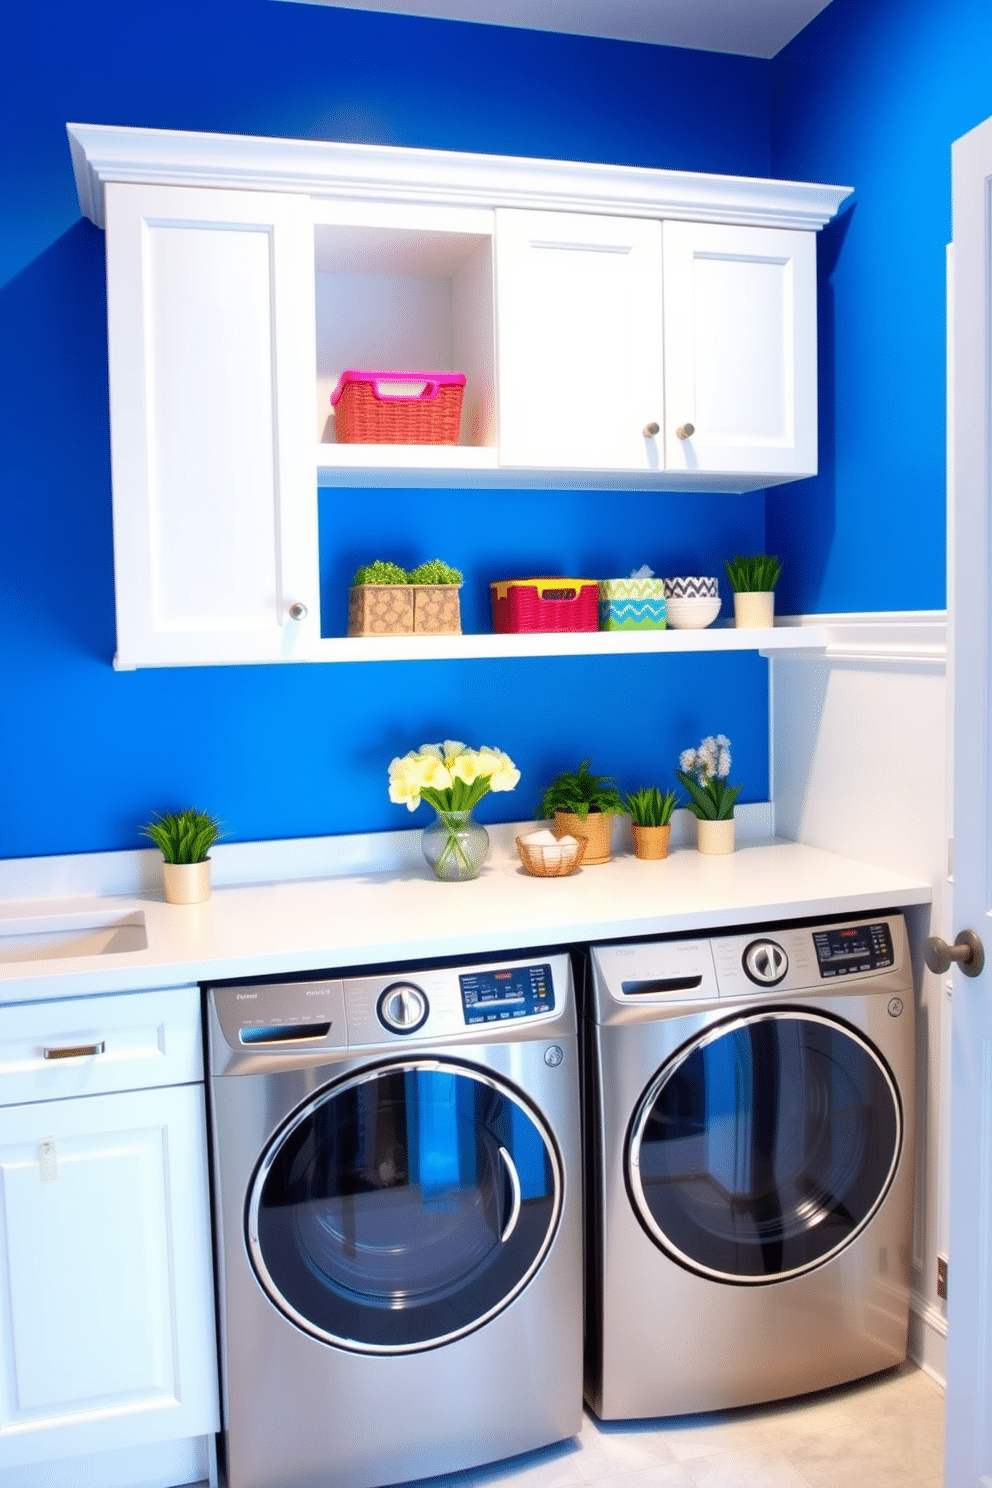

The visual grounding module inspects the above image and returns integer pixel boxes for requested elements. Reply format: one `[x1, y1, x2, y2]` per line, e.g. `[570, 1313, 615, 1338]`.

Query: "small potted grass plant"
[536, 759, 625, 865]
[141, 807, 223, 904]
[625, 786, 678, 860]
[348, 558, 463, 637]
[724, 553, 782, 629]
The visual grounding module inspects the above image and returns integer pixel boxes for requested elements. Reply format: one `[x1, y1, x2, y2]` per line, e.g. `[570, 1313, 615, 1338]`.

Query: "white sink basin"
[0, 910, 148, 964]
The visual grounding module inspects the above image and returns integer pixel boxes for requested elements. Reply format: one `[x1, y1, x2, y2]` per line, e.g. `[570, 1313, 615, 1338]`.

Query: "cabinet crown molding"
[67, 122, 852, 232]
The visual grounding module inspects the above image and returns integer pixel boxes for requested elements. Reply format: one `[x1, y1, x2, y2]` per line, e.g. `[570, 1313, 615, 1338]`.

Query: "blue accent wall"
[0, 0, 775, 857]
[767, 0, 992, 615]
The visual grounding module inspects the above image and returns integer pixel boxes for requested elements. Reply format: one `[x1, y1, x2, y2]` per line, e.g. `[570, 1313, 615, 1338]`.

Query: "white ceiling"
[273, 0, 836, 60]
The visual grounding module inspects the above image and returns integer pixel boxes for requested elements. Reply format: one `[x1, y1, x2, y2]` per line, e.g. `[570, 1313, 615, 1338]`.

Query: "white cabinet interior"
[314, 200, 497, 472]
[68, 124, 850, 668]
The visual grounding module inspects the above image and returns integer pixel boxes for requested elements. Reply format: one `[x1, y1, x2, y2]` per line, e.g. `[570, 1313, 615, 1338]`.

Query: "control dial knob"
[377, 982, 429, 1034]
[743, 939, 789, 986]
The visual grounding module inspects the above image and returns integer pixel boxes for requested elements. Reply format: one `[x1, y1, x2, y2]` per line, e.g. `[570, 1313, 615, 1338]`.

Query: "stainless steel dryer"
[582, 913, 915, 1420]
[204, 951, 582, 1488]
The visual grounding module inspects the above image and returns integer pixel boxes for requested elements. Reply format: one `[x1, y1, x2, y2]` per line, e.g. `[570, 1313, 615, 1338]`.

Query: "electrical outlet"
[937, 1254, 949, 1300]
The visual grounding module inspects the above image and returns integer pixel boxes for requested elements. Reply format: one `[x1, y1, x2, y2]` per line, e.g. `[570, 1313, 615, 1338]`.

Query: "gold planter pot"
[632, 823, 671, 860]
[554, 810, 614, 865]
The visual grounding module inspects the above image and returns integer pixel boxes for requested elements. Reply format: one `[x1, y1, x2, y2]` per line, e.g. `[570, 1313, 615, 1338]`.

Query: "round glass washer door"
[247, 1059, 562, 1353]
[627, 1009, 902, 1284]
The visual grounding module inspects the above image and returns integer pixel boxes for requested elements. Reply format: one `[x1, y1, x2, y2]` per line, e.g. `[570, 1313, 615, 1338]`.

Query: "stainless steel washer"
[581, 913, 916, 1419]
[204, 951, 583, 1488]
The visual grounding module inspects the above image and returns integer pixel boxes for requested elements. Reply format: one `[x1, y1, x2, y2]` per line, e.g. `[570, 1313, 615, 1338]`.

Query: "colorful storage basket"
[331, 370, 466, 445]
[598, 578, 667, 632]
[491, 579, 599, 634]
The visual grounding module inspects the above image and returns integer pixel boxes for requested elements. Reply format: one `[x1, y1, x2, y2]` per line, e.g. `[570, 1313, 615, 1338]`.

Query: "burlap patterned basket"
[348, 584, 461, 637]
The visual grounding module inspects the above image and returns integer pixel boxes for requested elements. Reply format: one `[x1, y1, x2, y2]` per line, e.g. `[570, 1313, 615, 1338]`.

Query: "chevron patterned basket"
[598, 578, 667, 631]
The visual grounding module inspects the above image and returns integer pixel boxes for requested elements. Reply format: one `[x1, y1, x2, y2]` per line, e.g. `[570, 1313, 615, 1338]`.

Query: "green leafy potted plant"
[141, 807, 223, 904]
[675, 735, 743, 855]
[536, 758, 625, 865]
[348, 558, 463, 637]
[724, 553, 782, 629]
[625, 786, 678, 860]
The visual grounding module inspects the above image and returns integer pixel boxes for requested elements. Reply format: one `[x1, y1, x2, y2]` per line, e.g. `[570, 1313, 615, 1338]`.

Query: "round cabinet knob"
[377, 982, 429, 1034]
[642, 421, 660, 438]
[676, 423, 695, 441]
[288, 603, 308, 622]
[743, 939, 789, 986]
[925, 930, 985, 978]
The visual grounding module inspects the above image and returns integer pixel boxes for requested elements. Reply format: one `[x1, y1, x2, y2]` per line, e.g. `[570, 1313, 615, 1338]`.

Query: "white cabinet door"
[105, 183, 320, 667]
[662, 221, 817, 477]
[494, 209, 665, 470]
[0, 1084, 219, 1470]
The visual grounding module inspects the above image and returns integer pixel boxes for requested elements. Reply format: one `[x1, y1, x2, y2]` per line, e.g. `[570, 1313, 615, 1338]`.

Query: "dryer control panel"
[591, 913, 910, 1020]
[812, 922, 895, 977]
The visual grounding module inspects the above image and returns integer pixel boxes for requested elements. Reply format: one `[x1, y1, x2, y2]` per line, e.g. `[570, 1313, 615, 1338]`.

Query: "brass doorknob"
[925, 930, 985, 978]
[676, 422, 695, 440]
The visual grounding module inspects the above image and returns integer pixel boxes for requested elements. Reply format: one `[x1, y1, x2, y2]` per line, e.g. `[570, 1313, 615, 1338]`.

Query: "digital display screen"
[813, 923, 894, 977]
[459, 963, 555, 1025]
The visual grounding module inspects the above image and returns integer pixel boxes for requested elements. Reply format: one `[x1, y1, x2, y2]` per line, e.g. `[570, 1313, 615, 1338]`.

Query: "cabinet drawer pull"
[642, 421, 660, 438]
[42, 1041, 106, 1060]
[288, 602, 308, 622]
[676, 422, 695, 440]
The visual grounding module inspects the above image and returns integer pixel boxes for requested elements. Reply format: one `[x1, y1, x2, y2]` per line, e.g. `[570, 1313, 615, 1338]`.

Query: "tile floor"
[388, 1363, 945, 1488]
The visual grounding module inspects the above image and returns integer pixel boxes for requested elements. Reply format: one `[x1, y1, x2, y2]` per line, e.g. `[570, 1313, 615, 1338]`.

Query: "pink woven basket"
[331, 370, 466, 445]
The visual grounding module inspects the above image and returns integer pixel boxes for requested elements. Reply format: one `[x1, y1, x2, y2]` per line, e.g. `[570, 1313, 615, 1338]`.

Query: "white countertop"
[0, 824, 933, 1005]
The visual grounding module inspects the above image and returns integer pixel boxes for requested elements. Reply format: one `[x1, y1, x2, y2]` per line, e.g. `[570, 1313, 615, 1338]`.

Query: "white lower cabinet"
[0, 989, 219, 1488]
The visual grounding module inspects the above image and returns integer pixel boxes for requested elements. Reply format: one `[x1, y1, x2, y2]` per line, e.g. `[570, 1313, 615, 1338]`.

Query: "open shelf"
[308, 625, 828, 663]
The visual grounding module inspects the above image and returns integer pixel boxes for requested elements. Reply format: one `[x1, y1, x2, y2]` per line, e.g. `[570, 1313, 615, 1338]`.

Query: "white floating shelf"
[308, 625, 829, 663]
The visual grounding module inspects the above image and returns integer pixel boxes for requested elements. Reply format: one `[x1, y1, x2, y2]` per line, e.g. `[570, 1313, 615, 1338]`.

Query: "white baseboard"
[908, 1292, 947, 1390]
[3, 1434, 212, 1488]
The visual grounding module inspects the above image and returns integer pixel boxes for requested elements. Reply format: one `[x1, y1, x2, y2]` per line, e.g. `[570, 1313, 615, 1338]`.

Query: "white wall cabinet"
[493, 210, 816, 478]
[494, 209, 665, 470]
[68, 123, 850, 668]
[105, 182, 320, 669]
[661, 221, 817, 477]
[0, 988, 219, 1486]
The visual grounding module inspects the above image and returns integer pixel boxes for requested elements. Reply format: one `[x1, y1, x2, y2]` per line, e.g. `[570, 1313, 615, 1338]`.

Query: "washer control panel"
[460, 962, 555, 1026]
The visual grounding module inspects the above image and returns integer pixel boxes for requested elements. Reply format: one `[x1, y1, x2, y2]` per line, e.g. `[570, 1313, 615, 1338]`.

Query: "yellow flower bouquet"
[389, 740, 520, 880]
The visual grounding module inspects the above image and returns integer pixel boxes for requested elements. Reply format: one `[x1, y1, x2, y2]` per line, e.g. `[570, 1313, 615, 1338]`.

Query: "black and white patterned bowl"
[663, 576, 719, 599]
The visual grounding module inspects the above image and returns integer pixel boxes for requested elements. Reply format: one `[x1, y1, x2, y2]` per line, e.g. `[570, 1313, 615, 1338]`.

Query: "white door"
[105, 182, 320, 667]
[662, 221, 817, 477]
[494, 208, 664, 470]
[0, 1084, 219, 1470]
[944, 112, 992, 1488]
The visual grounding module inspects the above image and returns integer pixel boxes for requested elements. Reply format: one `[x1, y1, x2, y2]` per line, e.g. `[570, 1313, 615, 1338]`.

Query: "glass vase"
[421, 808, 490, 882]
